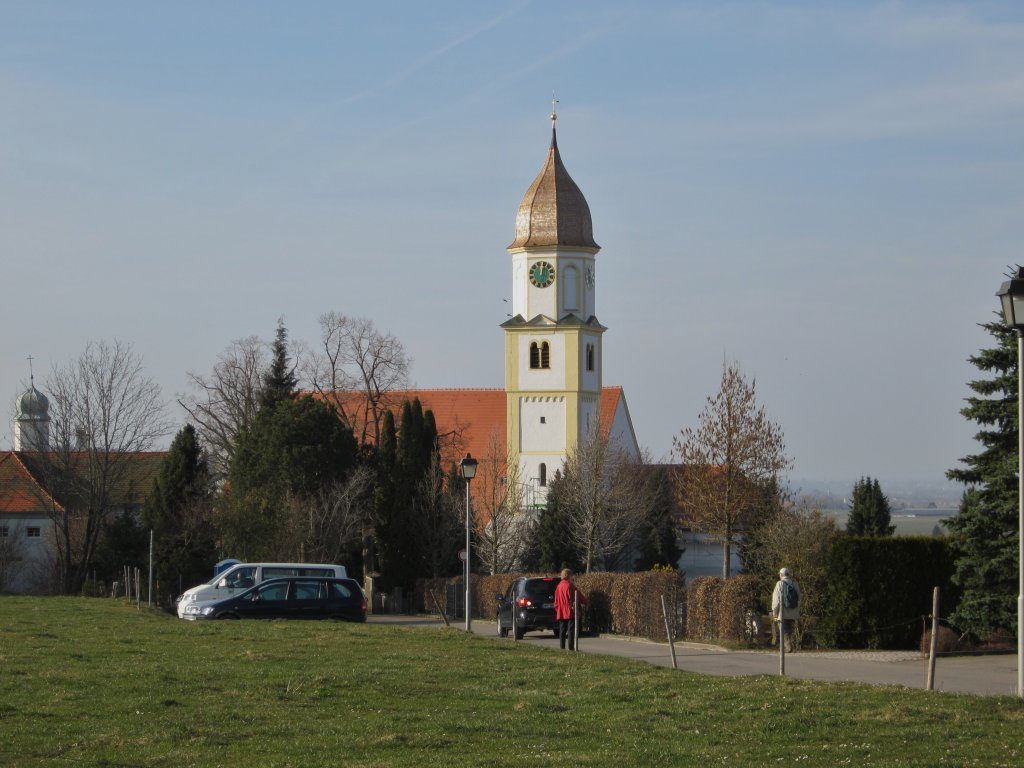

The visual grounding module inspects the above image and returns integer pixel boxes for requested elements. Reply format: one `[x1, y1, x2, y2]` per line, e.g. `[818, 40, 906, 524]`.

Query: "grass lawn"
[1, 597, 1022, 767]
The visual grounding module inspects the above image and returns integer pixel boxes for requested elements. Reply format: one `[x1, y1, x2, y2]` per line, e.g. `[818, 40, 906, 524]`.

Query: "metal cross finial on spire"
[27, 355, 35, 385]
[551, 93, 559, 123]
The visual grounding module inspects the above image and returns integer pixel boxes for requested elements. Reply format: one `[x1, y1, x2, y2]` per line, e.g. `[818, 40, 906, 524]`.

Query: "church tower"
[14, 377, 50, 451]
[502, 106, 605, 504]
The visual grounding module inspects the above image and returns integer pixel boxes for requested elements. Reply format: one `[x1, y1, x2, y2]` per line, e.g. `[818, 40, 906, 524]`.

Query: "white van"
[176, 562, 347, 618]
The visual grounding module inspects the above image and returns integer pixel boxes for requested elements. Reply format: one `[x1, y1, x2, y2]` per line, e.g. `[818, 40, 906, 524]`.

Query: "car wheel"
[219, 613, 239, 620]
[514, 624, 525, 640]
[552, 628, 559, 637]
[498, 619, 509, 638]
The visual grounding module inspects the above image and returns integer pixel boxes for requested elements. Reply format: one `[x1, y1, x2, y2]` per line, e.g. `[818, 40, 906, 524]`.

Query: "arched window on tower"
[539, 463, 547, 487]
[563, 266, 578, 312]
[530, 341, 550, 369]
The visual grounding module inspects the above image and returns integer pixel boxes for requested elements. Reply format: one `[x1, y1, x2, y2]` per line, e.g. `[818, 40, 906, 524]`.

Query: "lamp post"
[460, 453, 478, 632]
[996, 267, 1024, 700]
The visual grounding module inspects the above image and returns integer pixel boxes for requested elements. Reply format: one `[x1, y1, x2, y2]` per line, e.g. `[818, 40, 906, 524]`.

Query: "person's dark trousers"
[559, 618, 576, 650]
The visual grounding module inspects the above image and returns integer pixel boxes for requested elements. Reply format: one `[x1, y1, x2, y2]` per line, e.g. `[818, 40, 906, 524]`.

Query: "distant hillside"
[790, 477, 961, 511]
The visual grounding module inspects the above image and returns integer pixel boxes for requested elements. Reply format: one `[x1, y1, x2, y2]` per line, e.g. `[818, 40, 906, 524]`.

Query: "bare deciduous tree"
[672, 360, 790, 578]
[556, 427, 653, 573]
[39, 340, 170, 593]
[279, 465, 375, 564]
[302, 312, 409, 446]
[413, 451, 462, 579]
[744, 502, 838, 639]
[179, 335, 268, 481]
[474, 432, 527, 574]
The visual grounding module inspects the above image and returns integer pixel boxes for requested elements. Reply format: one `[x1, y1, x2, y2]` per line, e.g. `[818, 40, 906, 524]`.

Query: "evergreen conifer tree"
[947, 318, 1019, 638]
[633, 466, 684, 571]
[259, 319, 297, 410]
[527, 471, 583, 573]
[373, 399, 439, 590]
[141, 424, 216, 603]
[223, 395, 358, 559]
[846, 476, 895, 536]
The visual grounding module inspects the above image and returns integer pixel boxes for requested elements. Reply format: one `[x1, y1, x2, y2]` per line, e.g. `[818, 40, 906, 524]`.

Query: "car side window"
[293, 581, 321, 601]
[225, 567, 256, 589]
[331, 582, 352, 599]
[258, 582, 288, 601]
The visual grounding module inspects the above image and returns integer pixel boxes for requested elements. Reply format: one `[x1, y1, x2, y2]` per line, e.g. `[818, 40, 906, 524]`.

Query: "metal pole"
[148, 529, 154, 608]
[1017, 333, 1023, 699]
[779, 617, 786, 676]
[573, 590, 579, 652]
[661, 595, 678, 670]
[926, 586, 940, 691]
[465, 477, 472, 633]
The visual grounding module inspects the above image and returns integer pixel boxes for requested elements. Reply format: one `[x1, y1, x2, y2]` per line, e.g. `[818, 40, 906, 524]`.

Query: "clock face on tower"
[529, 261, 555, 288]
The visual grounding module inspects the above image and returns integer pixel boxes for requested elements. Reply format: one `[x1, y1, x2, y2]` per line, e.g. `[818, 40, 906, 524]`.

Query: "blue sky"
[3, 1, 1022, 496]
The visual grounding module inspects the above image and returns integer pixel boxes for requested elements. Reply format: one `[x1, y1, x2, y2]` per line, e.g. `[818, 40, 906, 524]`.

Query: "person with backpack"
[771, 567, 801, 652]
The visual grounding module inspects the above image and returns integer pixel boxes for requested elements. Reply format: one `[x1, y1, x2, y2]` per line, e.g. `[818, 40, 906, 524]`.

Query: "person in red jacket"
[554, 568, 588, 650]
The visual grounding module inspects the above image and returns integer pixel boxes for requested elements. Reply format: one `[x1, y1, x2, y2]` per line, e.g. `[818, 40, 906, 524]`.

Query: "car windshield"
[522, 579, 556, 598]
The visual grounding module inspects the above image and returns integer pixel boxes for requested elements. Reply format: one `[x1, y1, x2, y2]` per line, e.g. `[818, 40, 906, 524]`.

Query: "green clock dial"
[529, 261, 555, 288]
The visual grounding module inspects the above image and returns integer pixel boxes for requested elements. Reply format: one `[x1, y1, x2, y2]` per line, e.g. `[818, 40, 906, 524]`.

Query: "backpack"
[781, 580, 799, 610]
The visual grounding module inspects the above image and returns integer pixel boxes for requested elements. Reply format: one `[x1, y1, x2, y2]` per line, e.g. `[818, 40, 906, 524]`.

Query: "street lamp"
[996, 267, 1024, 700]
[460, 453, 478, 632]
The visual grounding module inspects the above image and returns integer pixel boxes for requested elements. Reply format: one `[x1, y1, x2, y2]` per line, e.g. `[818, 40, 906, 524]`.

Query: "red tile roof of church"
[312, 386, 626, 473]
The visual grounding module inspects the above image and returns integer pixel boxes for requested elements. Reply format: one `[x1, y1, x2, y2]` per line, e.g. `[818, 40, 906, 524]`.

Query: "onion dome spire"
[508, 98, 599, 252]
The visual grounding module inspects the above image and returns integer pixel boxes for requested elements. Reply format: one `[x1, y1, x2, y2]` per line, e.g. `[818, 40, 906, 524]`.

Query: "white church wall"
[520, 396, 566, 452]
[608, 397, 641, 460]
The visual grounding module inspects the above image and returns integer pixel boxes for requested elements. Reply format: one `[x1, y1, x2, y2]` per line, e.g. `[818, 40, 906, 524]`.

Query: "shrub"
[686, 577, 721, 641]
[919, 624, 961, 656]
[816, 536, 956, 649]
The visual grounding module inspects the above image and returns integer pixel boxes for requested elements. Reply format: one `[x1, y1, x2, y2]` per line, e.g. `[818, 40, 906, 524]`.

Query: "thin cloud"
[333, 0, 533, 109]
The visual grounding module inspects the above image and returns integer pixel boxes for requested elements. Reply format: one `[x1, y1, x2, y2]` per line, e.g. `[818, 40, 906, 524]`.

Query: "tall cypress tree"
[372, 410, 398, 579]
[374, 399, 439, 590]
[846, 476, 895, 537]
[947, 318, 1019, 639]
[141, 424, 217, 603]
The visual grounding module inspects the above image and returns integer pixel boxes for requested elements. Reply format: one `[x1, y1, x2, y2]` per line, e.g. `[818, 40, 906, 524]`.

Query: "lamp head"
[459, 453, 478, 481]
[996, 267, 1024, 331]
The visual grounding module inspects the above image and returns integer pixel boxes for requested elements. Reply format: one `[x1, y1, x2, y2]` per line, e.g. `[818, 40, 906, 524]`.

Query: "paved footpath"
[369, 614, 1019, 697]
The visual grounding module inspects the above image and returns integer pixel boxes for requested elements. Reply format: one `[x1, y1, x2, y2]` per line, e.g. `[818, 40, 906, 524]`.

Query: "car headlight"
[200, 606, 216, 616]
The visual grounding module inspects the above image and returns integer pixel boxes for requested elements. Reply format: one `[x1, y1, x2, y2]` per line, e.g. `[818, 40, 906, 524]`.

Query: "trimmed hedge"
[815, 536, 957, 649]
[414, 571, 686, 641]
[685, 577, 720, 641]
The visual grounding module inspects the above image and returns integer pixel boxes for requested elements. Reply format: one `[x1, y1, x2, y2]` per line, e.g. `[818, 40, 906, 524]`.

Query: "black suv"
[495, 576, 559, 640]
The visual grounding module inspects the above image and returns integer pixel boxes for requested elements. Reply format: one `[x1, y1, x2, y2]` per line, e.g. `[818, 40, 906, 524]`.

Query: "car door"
[290, 579, 327, 619]
[497, 581, 518, 628]
[237, 580, 290, 619]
